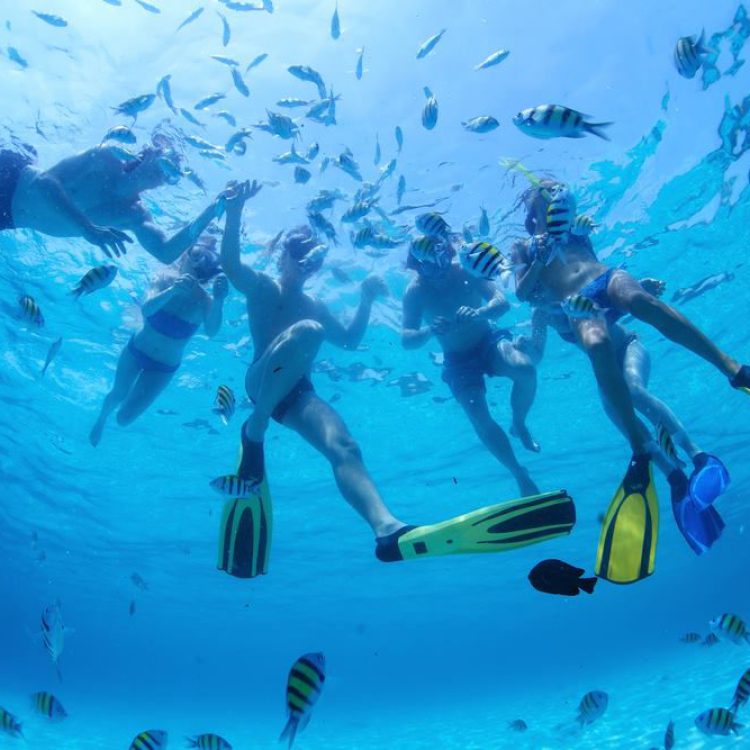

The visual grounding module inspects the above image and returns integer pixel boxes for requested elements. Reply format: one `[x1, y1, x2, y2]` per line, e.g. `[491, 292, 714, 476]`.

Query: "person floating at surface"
[1, 142, 130, 257]
[520, 294, 726, 558]
[89, 234, 227, 446]
[400, 233, 540, 498]
[6, 135, 226, 263]
[211, 181, 576, 579]
[512, 181, 739, 583]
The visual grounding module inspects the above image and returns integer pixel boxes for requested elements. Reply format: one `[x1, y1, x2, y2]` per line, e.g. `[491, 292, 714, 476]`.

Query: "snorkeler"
[212, 181, 577, 579]
[401, 233, 541, 497]
[512, 181, 737, 583]
[1, 143, 130, 257]
[89, 233, 227, 446]
[521, 295, 726, 558]
[7, 136, 224, 264]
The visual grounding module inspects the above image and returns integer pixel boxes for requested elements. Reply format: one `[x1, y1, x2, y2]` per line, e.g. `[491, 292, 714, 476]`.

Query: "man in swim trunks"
[7, 136, 224, 263]
[512, 181, 750, 455]
[217, 181, 405, 540]
[0, 144, 129, 257]
[401, 235, 540, 498]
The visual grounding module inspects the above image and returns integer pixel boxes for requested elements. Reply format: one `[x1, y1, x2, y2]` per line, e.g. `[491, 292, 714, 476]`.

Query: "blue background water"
[1, 0, 749, 747]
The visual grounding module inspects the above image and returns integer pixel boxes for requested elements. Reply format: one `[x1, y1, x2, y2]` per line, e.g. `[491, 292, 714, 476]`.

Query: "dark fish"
[665, 719, 675, 750]
[395, 125, 403, 152]
[41, 338, 62, 377]
[731, 667, 750, 713]
[187, 733, 232, 749]
[528, 559, 597, 596]
[32, 11, 68, 27]
[0, 707, 22, 737]
[8, 47, 28, 68]
[156, 75, 176, 112]
[130, 572, 148, 590]
[72, 265, 118, 297]
[129, 600, 136, 616]
[179, 108, 204, 126]
[19, 294, 44, 327]
[703, 633, 720, 647]
[508, 719, 527, 732]
[219, 12, 231, 45]
[671, 272, 733, 304]
[177, 7, 204, 31]
[231, 67, 250, 97]
[577, 690, 608, 725]
[246, 53, 268, 72]
[355, 48, 364, 80]
[279, 653, 326, 749]
[674, 32, 710, 79]
[330, 3, 340, 39]
[695, 708, 742, 736]
[214, 111, 237, 126]
[679, 632, 702, 643]
[112, 93, 156, 119]
[294, 167, 311, 184]
[195, 92, 226, 110]
[31, 691, 67, 721]
[134, 0, 161, 12]
[128, 730, 167, 750]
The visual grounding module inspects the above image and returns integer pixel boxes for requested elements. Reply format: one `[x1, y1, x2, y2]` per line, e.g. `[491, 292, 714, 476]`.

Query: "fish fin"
[583, 121, 612, 141]
[578, 577, 597, 594]
[279, 716, 299, 749]
[423, 86, 433, 98]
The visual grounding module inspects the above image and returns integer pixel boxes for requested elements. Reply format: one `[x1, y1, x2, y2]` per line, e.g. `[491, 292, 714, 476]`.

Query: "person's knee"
[115, 407, 136, 426]
[629, 290, 658, 318]
[583, 333, 612, 366]
[290, 319, 325, 349]
[325, 432, 363, 467]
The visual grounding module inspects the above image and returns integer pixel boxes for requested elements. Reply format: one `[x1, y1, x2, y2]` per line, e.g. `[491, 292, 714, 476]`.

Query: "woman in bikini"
[89, 233, 227, 446]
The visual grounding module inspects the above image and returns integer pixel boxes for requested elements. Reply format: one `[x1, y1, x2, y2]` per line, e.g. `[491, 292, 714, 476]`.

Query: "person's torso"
[530, 236, 608, 301]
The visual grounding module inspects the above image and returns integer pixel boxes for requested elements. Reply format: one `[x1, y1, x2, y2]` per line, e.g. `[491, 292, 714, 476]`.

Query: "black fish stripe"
[290, 668, 323, 693]
[542, 106, 554, 125]
[287, 685, 314, 708]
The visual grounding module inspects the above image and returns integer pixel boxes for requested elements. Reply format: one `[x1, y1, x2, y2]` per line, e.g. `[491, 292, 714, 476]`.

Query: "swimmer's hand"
[532, 233, 553, 264]
[172, 274, 200, 295]
[640, 277, 666, 298]
[213, 274, 229, 300]
[455, 306, 479, 324]
[83, 224, 133, 259]
[218, 179, 263, 217]
[430, 316, 451, 335]
[361, 275, 388, 302]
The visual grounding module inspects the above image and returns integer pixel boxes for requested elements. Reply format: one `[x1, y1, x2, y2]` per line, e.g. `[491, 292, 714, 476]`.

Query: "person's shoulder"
[404, 276, 424, 297]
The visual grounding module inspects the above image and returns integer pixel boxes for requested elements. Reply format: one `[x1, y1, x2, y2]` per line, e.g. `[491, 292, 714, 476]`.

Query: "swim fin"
[595, 454, 658, 585]
[376, 489, 576, 563]
[669, 469, 725, 556]
[730, 364, 750, 396]
[217, 427, 272, 579]
[688, 453, 730, 509]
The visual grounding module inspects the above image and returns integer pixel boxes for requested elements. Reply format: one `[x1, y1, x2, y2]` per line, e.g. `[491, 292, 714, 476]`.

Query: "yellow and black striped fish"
[576, 690, 608, 726]
[409, 235, 441, 264]
[279, 652, 326, 749]
[459, 241, 507, 281]
[210, 474, 259, 499]
[0, 707, 22, 737]
[562, 294, 599, 318]
[513, 104, 612, 141]
[695, 707, 742, 736]
[213, 385, 236, 426]
[710, 613, 750, 644]
[187, 732, 232, 749]
[19, 294, 44, 327]
[31, 691, 67, 721]
[656, 424, 684, 467]
[72, 265, 118, 298]
[128, 729, 168, 750]
[546, 186, 576, 239]
[731, 667, 750, 713]
[415, 211, 450, 237]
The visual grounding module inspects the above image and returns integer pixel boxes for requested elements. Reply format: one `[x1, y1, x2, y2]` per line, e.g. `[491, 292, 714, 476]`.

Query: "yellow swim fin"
[595, 454, 658, 584]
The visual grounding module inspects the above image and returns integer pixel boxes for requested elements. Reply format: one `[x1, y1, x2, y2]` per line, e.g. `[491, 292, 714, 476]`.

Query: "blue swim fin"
[669, 470, 725, 556]
[688, 453, 730, 509]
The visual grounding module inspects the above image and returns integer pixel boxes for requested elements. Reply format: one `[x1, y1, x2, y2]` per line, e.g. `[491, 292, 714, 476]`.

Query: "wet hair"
[280, 224, 326, 274]
[181, 237, 221, 283]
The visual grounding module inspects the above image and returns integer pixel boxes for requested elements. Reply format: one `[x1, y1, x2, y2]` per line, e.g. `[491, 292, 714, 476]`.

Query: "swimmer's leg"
[575, 318, 651, 454]
[455, 385, 539, 496]
[243, 319, 324, 442]
[89, 345, 142, 446]
[607, 270, 742, 380]
[492, 340, 540, 453]
[116, 369, 174, 426]
[282, 392, 404, 537]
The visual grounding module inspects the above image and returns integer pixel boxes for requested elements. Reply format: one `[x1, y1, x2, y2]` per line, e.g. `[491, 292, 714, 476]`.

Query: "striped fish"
[656, 425, 684, 467]
[665, 719, 675, 750]
[213, 385, 235, 425]
[210, 474, 259, 498]
[128, 729, 168, 750]
[710, 613, 750, 644]
[415, 212, 450, 237]
[342, 201, 375, 223]
[72, 265, 117, 298]
[513, 104, 611, 141]
[576, 690, 608, 726]
[409, 236, 442, 264]
[571, 214, 598, 237]
[695, 707, 742, 736]
[731, 667, 750, 713]
[187, 733, 232, 749]
[19, 294, 44, 327]
[31, 692, 67, 721]
[0, 707, 22, 737]
[462, 115, 499, 133]
[546, 186, 576, 239]
[41, 601, 66, 679]
[679, 632, 701, 643]
[562, 294, 600, 319]
[279, 652, 326, 749]
[674, 32, 710, 79]
[422, 87, 438, 130]
[703, 632, 720, 647]
[459, 241, 507, 281]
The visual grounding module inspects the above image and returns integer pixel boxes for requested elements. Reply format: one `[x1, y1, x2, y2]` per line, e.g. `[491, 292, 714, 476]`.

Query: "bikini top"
[146, 308, 200, 339]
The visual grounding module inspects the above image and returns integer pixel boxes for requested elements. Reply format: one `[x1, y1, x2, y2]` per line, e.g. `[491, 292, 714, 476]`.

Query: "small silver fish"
[231, 67, 250, 97]
[214, 111, 237, 126]
[288, 65, 326, 98]
[422, 87, 438, 130]
[395, 126, 403, 152]
[277, 97, 312, 108]
[32, 11, 68, 27]
[134, 0, 161, 13]
[462, 115, 499, 133]
[103, 126, 136, 145]
[211, 54, 239, 66]
[185, 134, 219, 150]
[7, 47, 28, 68]
[272, 144, 308, 165]
[417, 29, 446, 59]
[246, 53, 268, 73]
[194, 92, 226, 110]
[474, 49, 510, 70]
[225, 128, 253, 153]
[218, 11, 230, 45]
[331, 3, 340, 39]
[176, 7, 204, 31]
[156, 75, 176, 112]
[41, 338, 62, 377]
[112, 93, 156, 119]
[179, 108, 205, 126]
[355, 48, 364, 80]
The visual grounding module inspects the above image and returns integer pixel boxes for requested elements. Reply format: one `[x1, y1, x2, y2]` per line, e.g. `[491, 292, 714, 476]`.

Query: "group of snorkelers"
[3, 137, 748, 585]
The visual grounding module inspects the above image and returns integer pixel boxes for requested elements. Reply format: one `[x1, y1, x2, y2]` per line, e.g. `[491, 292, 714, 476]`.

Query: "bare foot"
[89, 420, 104, 447]
[511, 422, 541, 453]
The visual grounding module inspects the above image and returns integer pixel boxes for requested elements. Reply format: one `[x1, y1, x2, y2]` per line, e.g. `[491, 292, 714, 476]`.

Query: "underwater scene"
[2, 0, 750, 748]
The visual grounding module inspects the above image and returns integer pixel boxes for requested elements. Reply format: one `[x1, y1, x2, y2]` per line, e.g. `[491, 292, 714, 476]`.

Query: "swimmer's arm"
[140, 284, 178, 317]
[316, 277, 384, 350]
[131, 200, 220, 265]
[518, 308, 549, 366]
[512, 241, 545, 302]
[203, 276, 228, 338]
[219, 199, 262, 295]
[476, 281, 510, 320]
[401, 284, 431, 349]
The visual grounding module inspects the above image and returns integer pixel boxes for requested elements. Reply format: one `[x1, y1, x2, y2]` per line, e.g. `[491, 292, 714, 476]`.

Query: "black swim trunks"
[442, 328, 513, 398]
[250, 376, 315, 424]
[0, 149, 33, 230]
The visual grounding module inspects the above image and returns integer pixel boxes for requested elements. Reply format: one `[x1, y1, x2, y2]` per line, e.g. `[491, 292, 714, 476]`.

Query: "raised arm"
[219, 180, 264, 295]
[317, 275, 387, 350]
[513, 238, 547, 302]
[203, 275, 228, 338]
[476, 279, 510, 319]
[401, 282, 432, 349]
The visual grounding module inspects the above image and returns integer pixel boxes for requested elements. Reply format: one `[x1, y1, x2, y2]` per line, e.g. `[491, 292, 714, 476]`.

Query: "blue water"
[2, 0, 750, 748]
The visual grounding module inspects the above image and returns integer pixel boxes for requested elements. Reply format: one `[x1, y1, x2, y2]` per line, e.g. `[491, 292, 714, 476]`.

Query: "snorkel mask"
[185, 237, 221, 283]
[123, 134, 183, 185]
[408, 236, 454, 278]
[284, 225, 328, 275]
